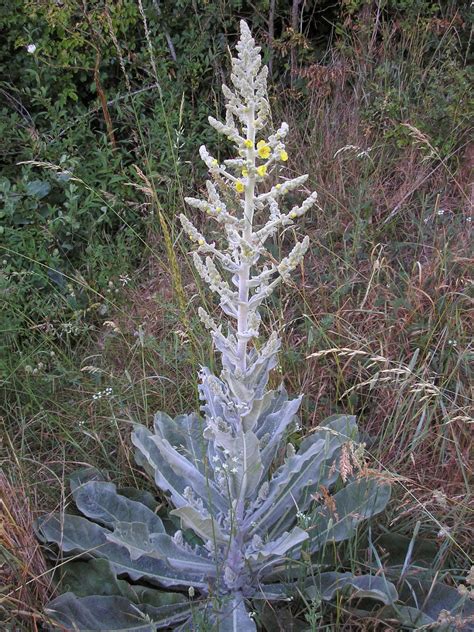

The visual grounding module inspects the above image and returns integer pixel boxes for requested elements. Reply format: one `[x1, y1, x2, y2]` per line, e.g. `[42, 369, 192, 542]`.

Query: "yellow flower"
[275, 183, 281, 190]
[244, 139, 253, 149]
[211, 159, 218, 167]
[279, 150, 288, 162]
[242, 167, 249, 177]
[198, 239, 205, 246]
[256, 165, 267, 177]
[257, 140, 271, 159]
[289, 211, 297, 219]
[235, 181, 245, 193]
[215, 206, 222, 213]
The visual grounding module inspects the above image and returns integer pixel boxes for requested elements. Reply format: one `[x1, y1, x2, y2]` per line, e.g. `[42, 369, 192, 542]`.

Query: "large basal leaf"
[46, 593, 196, 631]
[72, 480, 166, 534]
[103, 522, 215, 576]
[305, 572, 398, 605]
[148, 533, 214, 573]
[37, 513, 210, 590]
[308, 477, 391, 553]
[59, 558, 188, 608]
[397, 578, 474, 630]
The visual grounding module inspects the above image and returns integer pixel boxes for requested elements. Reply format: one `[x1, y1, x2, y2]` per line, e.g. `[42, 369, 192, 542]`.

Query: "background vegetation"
[1, 0, 472, 629]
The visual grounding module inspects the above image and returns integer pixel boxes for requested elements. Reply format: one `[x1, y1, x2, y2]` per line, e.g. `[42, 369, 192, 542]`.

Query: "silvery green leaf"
[298, 414, 358, 452]
[222, 369, 254, 404]
[46, 593, 196, 631]
[241, 388, 280, 433]
[258, 396, 302, 474]
[105, 522, 156, 561]
[132, 425, 190, 509]
[246, 526, 308, 565]
[234, 430, 262, 498]
[379, 604, 436, 629]
[246, 424, 350, 535]
[204, 415, 237, 454]
[149, 533, 214, 573]
[170, 506, 227, 544]
[251, 583, 295, 601]
[305, 572, 398, 605]
[309, 477, 391, 552]
[148, 433, 228, 514]
[117, 488, 159, 512]
[252, 387, 288, 437]
[132, 426, 225, 514]
[216, 595, 257, 632]
[103, 523, 214, 575]
[72, 480, 165, 534]
[69, 466, 107, 489]
[199, 369, 238, 428]
[398, 578, 474, 628]
[59, 558, 187, 608]
[153, 412, 207, 474]
[37, 513, 209, 590]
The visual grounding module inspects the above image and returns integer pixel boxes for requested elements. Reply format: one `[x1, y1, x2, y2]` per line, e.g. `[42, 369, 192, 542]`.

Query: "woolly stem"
[236, 105, 256, 372]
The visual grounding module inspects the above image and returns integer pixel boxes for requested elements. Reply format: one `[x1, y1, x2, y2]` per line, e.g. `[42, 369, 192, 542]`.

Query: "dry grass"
[0, 473, 54, 630]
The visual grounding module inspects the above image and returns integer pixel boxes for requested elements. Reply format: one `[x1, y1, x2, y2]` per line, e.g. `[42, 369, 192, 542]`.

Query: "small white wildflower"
[437, 209, 445, 216]
[437, 526, 451, 539]
[26, 44, 37, 54]
[188, 586, 195, 598]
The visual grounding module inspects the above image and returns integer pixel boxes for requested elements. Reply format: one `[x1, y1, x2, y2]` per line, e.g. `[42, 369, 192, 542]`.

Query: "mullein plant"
[38, 22, 394, 631]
